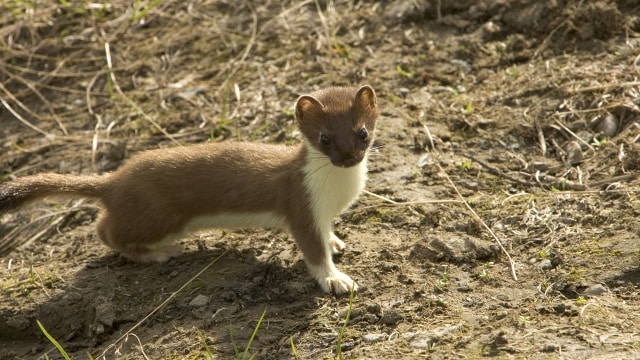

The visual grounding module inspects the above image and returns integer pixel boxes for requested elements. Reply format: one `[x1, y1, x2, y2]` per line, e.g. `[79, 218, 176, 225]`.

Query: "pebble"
[95, 302, 116, 327]
[364, 314, 379, 323]
[593, 113, 618, 137]
[189, 294, 209, 307]
[410, 333, 436, 349]
[338, 307, 364, 319]
[339, 340, 356, 352]
[564, 141, 583, 165]
[6, 316, 30, 331]
[362, 333, 386, 344]
[538, 259, 553, 270]
[423, 235, 497, 263]
[583, 284, 607, 297]
[379, 309, 403, 325]
[408, 324, 463, 349]
[366, 303, 382, 316]
[220, 290, 237, 302]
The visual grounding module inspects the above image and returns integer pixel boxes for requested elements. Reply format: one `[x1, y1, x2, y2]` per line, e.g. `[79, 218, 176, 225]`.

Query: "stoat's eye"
[358, 127, 368, 141]
[319, 134, 330, 145]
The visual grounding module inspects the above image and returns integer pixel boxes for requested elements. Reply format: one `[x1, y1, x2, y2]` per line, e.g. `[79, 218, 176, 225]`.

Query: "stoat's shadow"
[0, 246, 319, 358]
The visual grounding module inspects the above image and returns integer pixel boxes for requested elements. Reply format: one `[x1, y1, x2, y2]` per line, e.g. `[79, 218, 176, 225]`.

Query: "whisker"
[306, 159, 331, 179]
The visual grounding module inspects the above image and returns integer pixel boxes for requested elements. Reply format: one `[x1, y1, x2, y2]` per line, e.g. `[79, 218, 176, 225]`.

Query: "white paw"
[330, 233, 346, 255]
[124, 244, 183, 263]
[313, 266, 358, 294]
[149, 245, 183, 262]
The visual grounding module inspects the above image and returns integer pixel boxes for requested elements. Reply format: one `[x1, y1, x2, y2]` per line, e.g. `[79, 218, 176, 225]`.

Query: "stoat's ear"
[354, 85, 377, 116]
[295, 95, 325, 124]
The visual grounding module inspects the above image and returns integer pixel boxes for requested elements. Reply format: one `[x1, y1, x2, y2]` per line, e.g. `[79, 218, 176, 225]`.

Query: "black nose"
[341, 158, 359, 167]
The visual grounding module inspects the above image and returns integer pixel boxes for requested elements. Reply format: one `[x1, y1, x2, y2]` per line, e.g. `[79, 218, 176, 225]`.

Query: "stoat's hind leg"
[96, 213, 183, 263]
[120, 244, 183, 263]
[330, 232, 346, 254]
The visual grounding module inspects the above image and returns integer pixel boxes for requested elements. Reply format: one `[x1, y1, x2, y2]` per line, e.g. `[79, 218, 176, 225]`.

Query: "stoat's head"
[295, 85, 378, 168]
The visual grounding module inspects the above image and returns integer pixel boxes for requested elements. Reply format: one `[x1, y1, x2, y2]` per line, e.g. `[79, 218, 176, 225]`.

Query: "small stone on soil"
[379, 309, 403, 325]
[362, 333, 386, 343]
[409, 333, 437, 349]
[415, 234, 498, 263]
[189, 294, 210, 307]
[220, 290, 237, 302]
[583, 284, 607, 297]
[95, 300, 116, 327]
[538, 259, 553, 270]
[366, 303, 382, 316]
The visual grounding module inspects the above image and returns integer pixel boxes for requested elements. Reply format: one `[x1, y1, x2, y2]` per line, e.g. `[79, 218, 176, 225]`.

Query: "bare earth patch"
[1, 0, 640, 358]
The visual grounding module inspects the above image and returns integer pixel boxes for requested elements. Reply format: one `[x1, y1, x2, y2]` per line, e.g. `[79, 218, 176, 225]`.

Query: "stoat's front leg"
[310, 228, 358, 294]
[289, 220, 357, 294]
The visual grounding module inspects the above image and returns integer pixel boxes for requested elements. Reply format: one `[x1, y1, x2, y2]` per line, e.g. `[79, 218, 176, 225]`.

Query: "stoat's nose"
[340, 157, 360, 168]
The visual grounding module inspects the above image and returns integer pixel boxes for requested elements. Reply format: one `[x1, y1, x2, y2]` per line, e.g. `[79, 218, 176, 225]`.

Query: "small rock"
[538, 259, 553, 271]
[30, 344, 44, 354]
[403, 332, 417, 340]
[338, 340, 356, 352]
[189, 294, 209, 307]
[564, 141, 583, 165]
[6, 316, 30, 331]
[592, 113, 618, 137]
[583, 284, 607, 297]
[338, 307, 364, 320]
[408, 324, 463, 349]
[220, 291, 237, 302]
[455, 281, 472, 292]
[362, 333, 386, 344]
[409, 333, 437, 349]
[364, 314, 379, 323]
[384, 0, 429, 23]
[287, 281, 308, 293]
[541, 344, 560, 353]
[379, 309, 403, 325]
[95, 299, 116, 327]
[552, 303, 578, 316]
[417, 235, 498, 263]
[366, 303, 382, 316]
[527, 161, 550, 171]
[461, 181, 480, 190]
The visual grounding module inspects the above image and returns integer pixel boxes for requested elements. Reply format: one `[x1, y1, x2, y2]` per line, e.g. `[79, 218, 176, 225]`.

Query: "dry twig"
[96, 248, 230, 359]
[436, 157, 519, 281]
[104, 42, 181, 146]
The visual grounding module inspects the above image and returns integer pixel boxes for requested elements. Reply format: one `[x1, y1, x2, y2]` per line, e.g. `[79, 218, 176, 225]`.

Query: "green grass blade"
[200, 331, 213, 360]
[290, 336, 299, 360]
[36, 319, 71, 360]
[336, 285, 355, 360]
[242, 308, 266, 360]
[228, 325, 240, 357]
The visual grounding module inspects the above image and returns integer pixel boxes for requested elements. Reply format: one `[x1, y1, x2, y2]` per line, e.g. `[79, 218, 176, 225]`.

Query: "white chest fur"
[302, 143, 367, 233]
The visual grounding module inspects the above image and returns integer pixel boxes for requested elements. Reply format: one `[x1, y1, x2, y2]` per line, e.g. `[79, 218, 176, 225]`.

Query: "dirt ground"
[1, 0, 640, 358]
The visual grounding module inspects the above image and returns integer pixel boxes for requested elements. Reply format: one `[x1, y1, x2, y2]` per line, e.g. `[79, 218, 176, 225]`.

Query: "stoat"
[0, 85, 379, 294]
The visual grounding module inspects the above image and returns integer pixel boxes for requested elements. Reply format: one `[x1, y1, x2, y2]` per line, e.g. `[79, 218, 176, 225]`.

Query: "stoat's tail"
[0, 173, 108, 215]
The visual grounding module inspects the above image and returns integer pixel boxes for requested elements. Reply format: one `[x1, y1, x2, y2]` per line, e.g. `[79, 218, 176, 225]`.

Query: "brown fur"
[0, 85, 379, 294]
